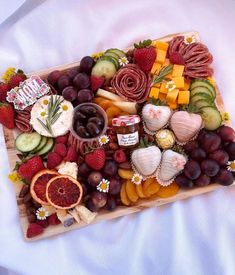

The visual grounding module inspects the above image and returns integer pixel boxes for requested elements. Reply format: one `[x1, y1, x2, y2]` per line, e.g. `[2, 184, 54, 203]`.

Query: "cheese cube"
[172, 77, 185, 89]
[155, 40, 169, 51]
[184, 80, 190, 90]
[156, 49, 167, 64]
[166, 89, 179, 104]
[172, 65, 185, 77]
[149, 87, 159, 99]
[162, 58, 170, 67]
[160, 82, 168, 94]
[150, 62, 162, 75]
[75, 205, 97, 224]
[168, 101, 178, 109]
[159, 93, 167, 101]
[178, 90, 190, 105]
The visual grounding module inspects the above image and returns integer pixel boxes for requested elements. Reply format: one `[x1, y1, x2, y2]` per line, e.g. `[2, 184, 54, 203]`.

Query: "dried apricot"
[157, 182, 179, 198]
[135, 183, 145, 198]
[142, 178, 155, 197]
[126, 180, 139, 202]
[118, 169, 134, 179]
[120, 182, 131, 206]
[99, 99, 114, 110]
[93, 97, 104, 105]
[106, 106, 122, 118]
[144, 181, 161, 197]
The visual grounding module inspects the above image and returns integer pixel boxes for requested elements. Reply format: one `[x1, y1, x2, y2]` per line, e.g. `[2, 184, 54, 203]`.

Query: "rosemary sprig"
[37, 95, 64, 136]
[151, 64, 173, 86]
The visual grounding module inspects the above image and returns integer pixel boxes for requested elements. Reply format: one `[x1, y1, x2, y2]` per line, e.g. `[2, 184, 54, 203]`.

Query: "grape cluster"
[47, 56, 95, 106]
[176, 125, 235, 187]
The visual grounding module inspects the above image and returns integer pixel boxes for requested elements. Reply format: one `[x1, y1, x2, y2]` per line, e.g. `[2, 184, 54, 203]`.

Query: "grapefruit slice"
[30, 169, 59, 205]
[46, 175, 83, 209]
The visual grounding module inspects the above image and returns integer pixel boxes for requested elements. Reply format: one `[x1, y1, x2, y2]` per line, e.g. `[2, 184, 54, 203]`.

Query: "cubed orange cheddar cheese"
[178, 90, 190, 105]
[168, 101, 178, 109]
[155, 40, 169, 51]
[149, 87, 159, 99]
[153, 83, 161, 88]
[151, 62, 162, 75]
[166, 89, 179, 104]
[156, 49, 167, 64]
[172, 65, 185, 77]
[172, 77, 184, 89]
[160, 82, 168, 94]
[184, 80, 190, 90]
[159, 93, 167, 101]
[162, 58, 170, 67]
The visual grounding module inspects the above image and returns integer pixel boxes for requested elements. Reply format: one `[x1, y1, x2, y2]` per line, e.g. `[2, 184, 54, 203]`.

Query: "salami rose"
[111, 64, 150, 103]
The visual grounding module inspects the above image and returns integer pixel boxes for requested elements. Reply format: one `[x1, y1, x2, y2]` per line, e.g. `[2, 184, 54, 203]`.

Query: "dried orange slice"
[126, 180, 138, 202]
[120, 182, 131, 206]
[157, 182, 179, 198]
[46, 175, 83, 209]
[30, 169, 59, 205]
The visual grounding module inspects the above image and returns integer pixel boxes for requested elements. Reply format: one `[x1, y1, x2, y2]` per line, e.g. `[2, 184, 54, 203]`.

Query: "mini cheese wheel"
[155, 40, 169, 51]
[160, 82, 168, 94]
[172, 77, 185, 89]
[172, 64, 185, 77]
[150, 62, 162, 75]
[156, 49, 167, 64]
[178, 90, 190, 105]
[166, 89, 179, 104]
[149, 87, 160, 99]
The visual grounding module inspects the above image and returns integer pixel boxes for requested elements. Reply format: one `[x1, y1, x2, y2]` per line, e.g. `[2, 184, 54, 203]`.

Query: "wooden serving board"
[3, 31, 235, 241]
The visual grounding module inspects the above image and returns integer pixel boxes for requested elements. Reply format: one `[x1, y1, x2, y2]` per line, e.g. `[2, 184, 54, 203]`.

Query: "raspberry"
[47, 152, 62, 169]
[26, 223, 44, 238]
[54, 143, 67, 157]
[55, 133, 69, 144]
[36, 219, 49, 228]
[113, 149, 127, 163]
[48, 213, 61, 225]
[64, 146, 77, 162]
[9, 74, 26, 89]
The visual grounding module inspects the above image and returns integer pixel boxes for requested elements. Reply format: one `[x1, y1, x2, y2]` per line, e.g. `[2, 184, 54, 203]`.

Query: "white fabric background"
[0, 0, 235, 274]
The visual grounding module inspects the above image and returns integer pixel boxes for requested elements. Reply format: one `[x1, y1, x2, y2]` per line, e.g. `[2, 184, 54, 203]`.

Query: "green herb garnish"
[151, 64, 173, 86]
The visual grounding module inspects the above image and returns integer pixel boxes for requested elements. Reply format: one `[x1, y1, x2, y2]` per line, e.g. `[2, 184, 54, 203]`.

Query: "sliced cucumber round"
[190, 78, 216, 98]
[91, 59, 117, 80]
[104, 51, 120, 60]
[32, 136, 48, 153]
[200, 107, 222, 130]
[190, 86, 215, 99]
[190, 93, 213, 104]
[105, 48, 126, 58]
[37, 138, 54, 156]
[15, 132, 42, 153]
[100, 56, 119, 69]
[194, 99, 215, 109]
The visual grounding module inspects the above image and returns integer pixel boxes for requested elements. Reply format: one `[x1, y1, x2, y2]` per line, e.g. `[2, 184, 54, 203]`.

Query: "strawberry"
[0, 82, 10, 102]
[36, 219, 49, 228]
[64, 146, 77, 162]
[85, 148, 106, 170]
[54, 143, 67, 157]
[90, 75, 105, 91]
[48, 213, 61, 225]
[26, 223, 44, 238]
[47, 152, 62, 169]
[18, 155, 45, 181]
[113, 149, 127, 163]
[9, 70, 26, 89]
[133, 39, 156, 73]
[0, 102, 15, 129]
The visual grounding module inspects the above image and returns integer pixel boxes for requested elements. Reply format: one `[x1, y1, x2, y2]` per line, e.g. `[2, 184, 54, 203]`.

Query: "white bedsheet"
[0, 0, 235, 274]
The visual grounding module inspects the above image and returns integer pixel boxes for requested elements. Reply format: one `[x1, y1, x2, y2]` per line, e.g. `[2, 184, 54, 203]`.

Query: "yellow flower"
[184, 35, 196, 44]
[207, 77, 216, 86]
[43, 99, 49, 105]
[131, 173, 143, 185]
[166, 80, 176, 92]
[98, 135, 110, 146]
[62, 104, 68, 111]
[97, 179, 110, 193]
[91, 51, 104, 60]
[227, 161, 235, 172]
[36, 207, 49, 220]
[8, 171, 22, 183]
[2, 67, 16, 82]
[221, 112, 230, 123]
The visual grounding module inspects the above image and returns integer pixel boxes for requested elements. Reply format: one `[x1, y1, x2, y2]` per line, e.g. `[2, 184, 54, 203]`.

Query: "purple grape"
[183, 140, 199, 154]
[197, 129, 208, 144]
[217, 125, 235, 142]
[47, 70, 63, 86]
[103, 160, 118, 177]
[91, 191, 107, 208]
[80, 56, 95, 74]
[67, 67, 79, 79]
[209, 149, 229, 166]
[214, 168, 234, 186]
[73, 73, 90, 89]
[105, 196, 117, 211]
[108, 177, 121, 195]
[201, 159, 220, 177]
[225, 142, 235, 161]
[86, 199, 99, 212]
[77, 162, 91, 178]
[184, 160, 201, 180]
[77, 89, 94, 103]
[62, 86, 77, 102]
[194, 174, 211, 187]
[57, 74, 71, 91]
[190, 148, 207, 161]
[88, 171, 103, 187]
[201, 132, 221, 153]
[175, 174, 194, 188]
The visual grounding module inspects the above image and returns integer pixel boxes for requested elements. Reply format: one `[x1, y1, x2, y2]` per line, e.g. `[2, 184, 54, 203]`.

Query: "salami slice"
[15, 106, 33, 133]
[111, 64, 150, 103]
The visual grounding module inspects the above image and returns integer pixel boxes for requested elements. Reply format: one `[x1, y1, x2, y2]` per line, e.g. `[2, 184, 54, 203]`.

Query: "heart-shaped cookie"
[170, 111, 202, 143]
[142, 103, 171, 134]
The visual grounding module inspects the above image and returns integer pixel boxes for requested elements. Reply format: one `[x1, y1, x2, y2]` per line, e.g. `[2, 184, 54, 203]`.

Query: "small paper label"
[6, 75, 50, 110]
[117, 131, 139, 147]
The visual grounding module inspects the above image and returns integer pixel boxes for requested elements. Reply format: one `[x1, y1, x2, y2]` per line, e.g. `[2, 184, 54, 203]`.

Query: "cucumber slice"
[91, 59, 117, 80]
[190, 86, 215, 99]
[37, 138, 54, 156]
[15, 132, 42, 153]
[190, 93, 213, 104]
[100, 56, 119, 69]
[32, 136, 48, 153]
[200, 107, 222, 130]
[194, 99, 215, 109]
[104, 52, 120, 60]
[190, 79, 216, 98]
[105, 48, 126, 58]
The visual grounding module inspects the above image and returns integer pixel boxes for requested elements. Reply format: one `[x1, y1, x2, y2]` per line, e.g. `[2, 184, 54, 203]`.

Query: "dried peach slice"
[157, 182, 179, 198]
[99, 99, 114, 110]
[135, 183, 145, 198]
[142, 178, 155, 197]
[93, 97, 104, 105]
[145, 181, 161, 197]
[106, 106, 122, 118]
[118, 169, 134, 179]
[126, 180, 139, 202]
[120, 182, 131, 206]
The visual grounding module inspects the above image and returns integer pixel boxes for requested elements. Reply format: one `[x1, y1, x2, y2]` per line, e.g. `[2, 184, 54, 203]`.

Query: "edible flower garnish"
[151, 64, 173, 86]
[227, 161, 235, 172]
[131, 173, 143, 185]
[97, 179, 110, 193]
[2, 67, 16, 82]
[36, 207, 49, 220]
[165, 80, 176, 92]
[184, 35, 196, 44]
[221, 112, 230, 123]
[61, 104, 69, 111]
[91, 51, 104, 60]
[8, 171, 22, 183]
[98, 135, 110, 146]
[119, 57, 129, 67]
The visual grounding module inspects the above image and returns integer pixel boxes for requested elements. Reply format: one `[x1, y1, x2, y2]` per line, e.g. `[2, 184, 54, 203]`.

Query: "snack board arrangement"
[1, 31, 235, 241]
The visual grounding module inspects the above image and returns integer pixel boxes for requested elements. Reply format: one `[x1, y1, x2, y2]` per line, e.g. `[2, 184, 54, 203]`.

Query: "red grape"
[197, 129, 208, 144]
[103, 160, 118, 177]
[88, 171, 103, 187]
[190, 148, 206, 161]
[73, 73, 90, 89]
[91, 191, 107, 208]
[105, 196, 117, 211]
[201, 159, 219, 177]
[109, 177, 121, 195]
[183, 140, 199, 153]
[214, 168, 234, 186]
[86, 198, 99, 212]
[201, 132, 221, 153]
[225, 142, 235, 161]
[194, 174, 210, 187]
[77, 89, 94, 103]
[184, 160, 201, 180]
[175, 174, 194, 188]
[80, 56, 95, 74]
[57, 74, 71, 91]
[209, 149, 229, 166]
[67, 67, 79, 79]
[77, 163, 91, 178]
[217, 125, 235, 142]
[47, 70, 63, 86]
[62, 86, 77, 102]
